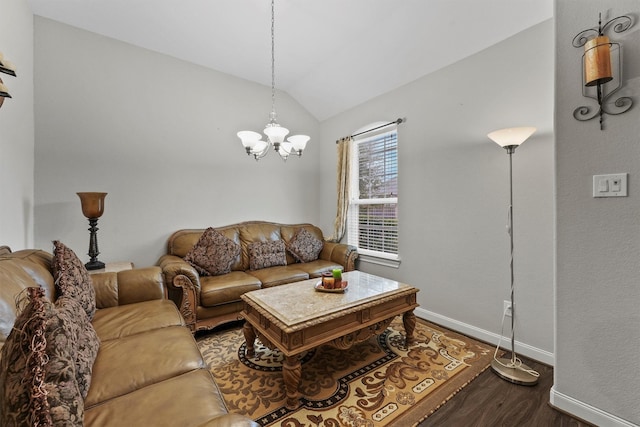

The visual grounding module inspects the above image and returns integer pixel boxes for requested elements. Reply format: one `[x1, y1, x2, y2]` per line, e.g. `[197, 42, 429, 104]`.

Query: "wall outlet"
[503, 300, 513, 317]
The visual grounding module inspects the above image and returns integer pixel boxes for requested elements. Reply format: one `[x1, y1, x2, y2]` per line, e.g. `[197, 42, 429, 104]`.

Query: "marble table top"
[241, 270, 416, 328]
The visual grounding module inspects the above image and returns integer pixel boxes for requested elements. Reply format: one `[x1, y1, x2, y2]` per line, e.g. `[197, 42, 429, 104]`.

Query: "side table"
[88, 261, 134, 274]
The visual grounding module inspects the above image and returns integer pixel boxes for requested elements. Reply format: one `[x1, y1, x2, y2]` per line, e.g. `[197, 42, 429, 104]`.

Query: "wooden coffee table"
[240, 270, 419, 409]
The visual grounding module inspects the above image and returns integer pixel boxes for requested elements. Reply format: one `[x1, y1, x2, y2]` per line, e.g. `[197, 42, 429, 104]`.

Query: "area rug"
[197, 318, 495, 426]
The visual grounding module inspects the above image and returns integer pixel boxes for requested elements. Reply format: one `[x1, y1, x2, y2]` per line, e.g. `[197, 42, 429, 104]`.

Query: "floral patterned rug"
[196, 318, 495, 426]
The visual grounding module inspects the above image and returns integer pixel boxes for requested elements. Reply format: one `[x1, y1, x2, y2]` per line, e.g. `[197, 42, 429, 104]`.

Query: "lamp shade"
[77, 192, 107, 219]
[0, 78, 7, 109]
[0, 51, 16, 77]
[584, 36, 613, 87]
[288, 134, 310, 151]
[237, 130, 262, 149]
[0, 78, 11, 99]
[253, 140, 269, 153]
[264, 124, 289, 144]
[487, 127, 536, 148]
[279, 141, 293, 159]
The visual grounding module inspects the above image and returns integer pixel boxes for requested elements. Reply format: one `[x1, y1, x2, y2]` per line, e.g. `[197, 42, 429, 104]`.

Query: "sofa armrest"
[158, 254, 201, 331]
[91, 266, 165, 309]
[320, 242, 358, 271]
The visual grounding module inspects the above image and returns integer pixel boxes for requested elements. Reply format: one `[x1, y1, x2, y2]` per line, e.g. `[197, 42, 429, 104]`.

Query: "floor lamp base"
[491, 357, 539, 386]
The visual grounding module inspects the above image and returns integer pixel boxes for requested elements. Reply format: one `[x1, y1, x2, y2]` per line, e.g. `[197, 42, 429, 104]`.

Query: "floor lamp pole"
[490, 144, 539, 386]
[508, 148, 516, 367]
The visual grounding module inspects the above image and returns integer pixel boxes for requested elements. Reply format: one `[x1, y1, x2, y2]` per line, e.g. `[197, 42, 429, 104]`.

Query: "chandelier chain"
[236, 0, 309, 161]
[271, 0, 276, 117]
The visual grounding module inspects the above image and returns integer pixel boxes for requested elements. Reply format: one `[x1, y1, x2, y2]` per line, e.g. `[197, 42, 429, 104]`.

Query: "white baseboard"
[550, 387, 639, 427]
[415, 307, 555, 366]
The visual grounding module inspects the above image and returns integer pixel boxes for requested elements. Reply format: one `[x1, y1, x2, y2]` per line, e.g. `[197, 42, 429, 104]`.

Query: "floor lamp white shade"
[487, 126, 539, 386]
[488, 127, 536, 151]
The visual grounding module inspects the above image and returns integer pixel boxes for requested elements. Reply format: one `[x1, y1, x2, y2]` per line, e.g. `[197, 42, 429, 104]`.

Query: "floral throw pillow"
[287, 228, 324, 263]
[52, 241, 97, 320]
[248, 240, 287, 270]
[184, 227, 241, 276]
[0, 287, 85, 427]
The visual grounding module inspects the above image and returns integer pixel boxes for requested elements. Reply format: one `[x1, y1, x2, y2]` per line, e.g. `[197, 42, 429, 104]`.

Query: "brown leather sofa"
[158, 221, 358, 332]
[0, 248, 258, 427]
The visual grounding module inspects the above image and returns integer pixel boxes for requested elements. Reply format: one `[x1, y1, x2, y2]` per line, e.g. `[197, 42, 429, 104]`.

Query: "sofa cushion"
[85, 325, 205, 407]
[0, 287, 84, 427]
[287, 228, 324, 263]
[91, 299, 184, 341]
[247, 265, 309, 288]
[291, 259, 348, 279]
[84, 370, 235, 427]
[52, 240, 97, 320]
[247, 240, 287, 270]
[184, 227, 241, 276]
[200, 271, 262, 307]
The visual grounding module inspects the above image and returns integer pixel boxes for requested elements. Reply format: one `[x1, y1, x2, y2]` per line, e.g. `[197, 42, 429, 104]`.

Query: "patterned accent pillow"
[0, 287, 85, 427]
[184, 227, 241, 276]
[55, 297, 100, 399]
[42, 298, 85, 426]
[287, 228, 324, 263]
[52, 241, 97, 320]
[248, 240, 287, 270]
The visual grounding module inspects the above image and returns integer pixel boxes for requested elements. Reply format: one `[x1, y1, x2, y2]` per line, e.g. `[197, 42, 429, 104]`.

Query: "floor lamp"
[487, 127, 539, 386]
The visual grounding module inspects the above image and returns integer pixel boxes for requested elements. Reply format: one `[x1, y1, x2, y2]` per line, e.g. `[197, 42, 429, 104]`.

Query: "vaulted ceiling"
[27, 0, 553, 121]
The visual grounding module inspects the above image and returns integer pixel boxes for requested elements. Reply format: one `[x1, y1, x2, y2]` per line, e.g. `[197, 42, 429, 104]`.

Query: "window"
[347, 125, 399, 263]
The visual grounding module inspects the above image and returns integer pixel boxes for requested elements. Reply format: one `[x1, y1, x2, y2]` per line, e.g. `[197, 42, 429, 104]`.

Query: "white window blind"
[348, 128, 398, 259]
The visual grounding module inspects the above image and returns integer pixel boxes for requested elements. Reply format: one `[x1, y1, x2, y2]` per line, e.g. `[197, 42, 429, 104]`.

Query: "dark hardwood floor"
[418, 357, 593, 427]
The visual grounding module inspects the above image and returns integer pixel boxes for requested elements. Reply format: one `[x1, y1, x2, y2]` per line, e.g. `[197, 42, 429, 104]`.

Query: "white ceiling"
[27, 0, 553, 121]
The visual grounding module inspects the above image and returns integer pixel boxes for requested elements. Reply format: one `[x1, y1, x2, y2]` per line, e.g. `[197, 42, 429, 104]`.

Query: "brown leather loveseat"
[0, 246, 257, 427]
[158, 221, 358, 332]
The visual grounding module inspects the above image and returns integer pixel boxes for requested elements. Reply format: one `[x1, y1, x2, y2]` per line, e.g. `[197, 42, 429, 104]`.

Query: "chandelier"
[237, 0, 309, 161]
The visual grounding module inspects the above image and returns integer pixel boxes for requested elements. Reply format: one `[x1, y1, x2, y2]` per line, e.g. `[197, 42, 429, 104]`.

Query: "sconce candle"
[77, 192, 107, 270]
[584, 36, 612, 87]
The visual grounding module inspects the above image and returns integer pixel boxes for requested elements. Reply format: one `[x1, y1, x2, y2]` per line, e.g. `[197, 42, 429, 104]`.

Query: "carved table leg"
[243, 322, 257, 358]
[403, 309, 416, 345]
[283, 355, 302, 409]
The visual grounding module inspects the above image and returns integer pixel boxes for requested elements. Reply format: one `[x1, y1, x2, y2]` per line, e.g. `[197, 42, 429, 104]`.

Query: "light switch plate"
[593, 173, 628, 197]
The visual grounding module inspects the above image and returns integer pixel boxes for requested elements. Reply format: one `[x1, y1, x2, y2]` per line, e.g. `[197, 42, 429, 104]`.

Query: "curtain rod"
[336, 118, 404, 144]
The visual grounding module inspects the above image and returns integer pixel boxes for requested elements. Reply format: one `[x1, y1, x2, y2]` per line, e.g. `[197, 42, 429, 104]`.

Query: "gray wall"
[553, 1, 640, 425]
[31, 15, 557, 365]
[14, 4, 639, 424]
[0, 0, 34, 249]
[320, 20, 555, 363]
[33, 17, 321, 267]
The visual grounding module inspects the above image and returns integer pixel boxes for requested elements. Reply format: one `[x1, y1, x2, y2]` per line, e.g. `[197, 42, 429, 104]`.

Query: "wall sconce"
[572, 13, 633, 130]
[0, 51, 16, 110]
